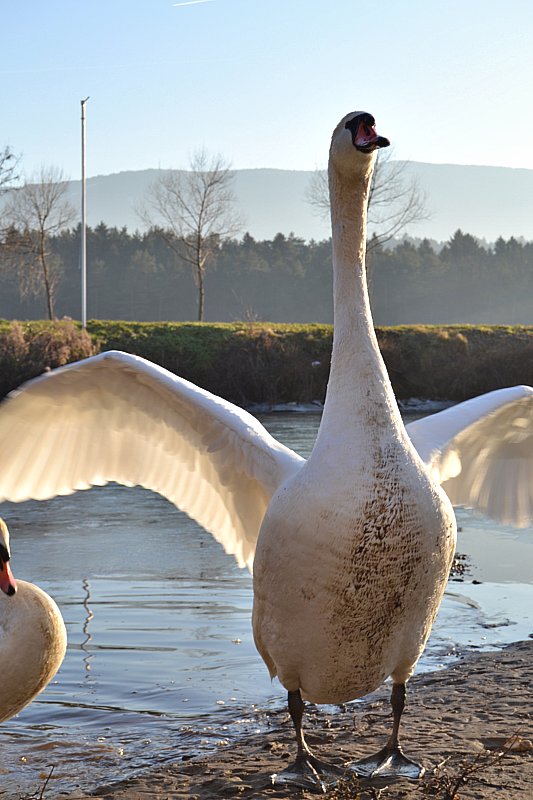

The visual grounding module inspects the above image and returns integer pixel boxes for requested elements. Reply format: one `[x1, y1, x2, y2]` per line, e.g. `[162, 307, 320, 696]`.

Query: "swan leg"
[270, 689, 343, 794]
[348, 683, 425, 780]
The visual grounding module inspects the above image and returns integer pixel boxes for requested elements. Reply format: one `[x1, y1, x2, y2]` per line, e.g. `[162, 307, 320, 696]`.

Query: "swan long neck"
[313, 159, 403, 456]
[330, 164, 372, 345]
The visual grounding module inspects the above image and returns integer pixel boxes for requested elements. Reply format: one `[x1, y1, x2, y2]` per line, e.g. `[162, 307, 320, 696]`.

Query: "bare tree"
[305, 168, 331, 220]
[139, 149, 241, 321]
[306, 149, 428, 252]
[366, 153, 428, 252]
[0, 146, 21, 240]
[3, 166, 75, 320]
[0, 146, 20, 196]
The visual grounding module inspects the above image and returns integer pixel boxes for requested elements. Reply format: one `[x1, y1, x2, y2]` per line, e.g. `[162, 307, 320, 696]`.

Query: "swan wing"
[406, 385, 533, 526]
[0, 351, 304, 569]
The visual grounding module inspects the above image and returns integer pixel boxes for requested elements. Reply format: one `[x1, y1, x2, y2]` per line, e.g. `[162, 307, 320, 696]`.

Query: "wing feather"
[0, 351, 304, 569]
[406, 385, 533, 526]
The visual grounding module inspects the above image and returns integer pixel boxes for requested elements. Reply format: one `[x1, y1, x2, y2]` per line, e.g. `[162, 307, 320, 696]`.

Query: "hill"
[59, 162, 533, 243]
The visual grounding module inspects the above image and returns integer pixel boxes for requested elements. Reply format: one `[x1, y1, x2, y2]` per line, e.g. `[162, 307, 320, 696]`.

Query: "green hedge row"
[1, 319, 533, 404]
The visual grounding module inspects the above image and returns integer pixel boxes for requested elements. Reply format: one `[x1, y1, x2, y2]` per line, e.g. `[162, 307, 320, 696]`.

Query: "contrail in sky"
[173, 0, 215, 7]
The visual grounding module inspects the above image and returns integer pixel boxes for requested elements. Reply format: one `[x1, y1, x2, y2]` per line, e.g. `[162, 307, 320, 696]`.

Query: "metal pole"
[80, 97, 89, 328]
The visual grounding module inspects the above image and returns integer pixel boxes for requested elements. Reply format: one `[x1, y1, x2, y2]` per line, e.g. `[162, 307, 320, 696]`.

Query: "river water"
[0, 412, 532, 797]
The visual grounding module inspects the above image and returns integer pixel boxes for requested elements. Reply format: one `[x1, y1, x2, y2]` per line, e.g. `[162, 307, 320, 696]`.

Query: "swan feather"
[406, 385, 533, 526]
[0, 351, 304, 570]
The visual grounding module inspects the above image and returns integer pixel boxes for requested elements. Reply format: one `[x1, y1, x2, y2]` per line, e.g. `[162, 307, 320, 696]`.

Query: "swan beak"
[0, 559, 17, 596]
[346, 115, 390, 153]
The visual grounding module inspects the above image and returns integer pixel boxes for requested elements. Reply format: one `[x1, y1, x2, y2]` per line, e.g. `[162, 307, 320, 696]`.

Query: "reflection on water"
[0, 413, 532, 797]
[81, 578, 94, 676]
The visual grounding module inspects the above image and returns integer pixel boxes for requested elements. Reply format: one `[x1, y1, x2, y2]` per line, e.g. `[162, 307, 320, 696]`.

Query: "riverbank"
[61, 640, 532, 800]
[2, 319, 533, 405]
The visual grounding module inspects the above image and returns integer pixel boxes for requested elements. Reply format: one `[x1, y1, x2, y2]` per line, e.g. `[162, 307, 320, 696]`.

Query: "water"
[0, 413, 532, 797]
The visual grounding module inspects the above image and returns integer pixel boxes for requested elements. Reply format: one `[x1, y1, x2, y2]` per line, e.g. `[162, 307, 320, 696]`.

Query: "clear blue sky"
[3, 0, 533, 179]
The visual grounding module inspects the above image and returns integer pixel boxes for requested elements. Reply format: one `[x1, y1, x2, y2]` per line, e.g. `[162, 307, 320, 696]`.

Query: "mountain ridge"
[55, 161, 533, 243]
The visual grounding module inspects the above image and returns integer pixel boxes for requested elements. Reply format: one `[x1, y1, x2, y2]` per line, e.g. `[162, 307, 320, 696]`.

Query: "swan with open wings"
[1, 111, 532, 790]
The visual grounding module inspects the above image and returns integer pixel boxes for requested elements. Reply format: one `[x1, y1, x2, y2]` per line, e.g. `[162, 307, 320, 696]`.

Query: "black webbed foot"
[348, 743, 425, 780]
[271, 751, 344, 794]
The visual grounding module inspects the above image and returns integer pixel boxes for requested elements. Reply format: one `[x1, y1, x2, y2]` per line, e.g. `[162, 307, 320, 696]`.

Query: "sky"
[2, 0, 533, 180]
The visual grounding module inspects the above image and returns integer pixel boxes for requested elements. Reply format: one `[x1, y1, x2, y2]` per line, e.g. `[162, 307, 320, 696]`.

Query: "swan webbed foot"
[347, 744, 425, 780]
[274, 689, 344, 793]
[347, 681, 424, 781]
[271, 751, 343, 794]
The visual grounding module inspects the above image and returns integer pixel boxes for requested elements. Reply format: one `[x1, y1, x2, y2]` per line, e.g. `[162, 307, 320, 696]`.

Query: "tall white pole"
[81, 97, 89, 328]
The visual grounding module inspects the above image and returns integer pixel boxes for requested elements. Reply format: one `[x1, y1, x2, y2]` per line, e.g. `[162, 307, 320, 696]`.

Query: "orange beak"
[0, 559, 17, 596]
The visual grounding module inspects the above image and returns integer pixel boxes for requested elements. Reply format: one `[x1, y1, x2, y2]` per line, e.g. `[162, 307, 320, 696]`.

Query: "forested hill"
[58, 162, 533, 244]
[2, 227, 533, 325]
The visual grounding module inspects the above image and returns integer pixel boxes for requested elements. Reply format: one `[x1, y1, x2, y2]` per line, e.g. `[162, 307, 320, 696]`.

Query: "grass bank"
[1, 319, 533, 404]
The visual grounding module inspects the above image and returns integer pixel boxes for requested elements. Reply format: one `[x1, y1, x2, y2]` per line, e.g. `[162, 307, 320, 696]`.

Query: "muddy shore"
[60, 640, 532, 800]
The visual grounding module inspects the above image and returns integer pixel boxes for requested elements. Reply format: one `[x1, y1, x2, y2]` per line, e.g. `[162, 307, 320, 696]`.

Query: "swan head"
[329, 111, 390, 177]
[0, 519, 17, 597]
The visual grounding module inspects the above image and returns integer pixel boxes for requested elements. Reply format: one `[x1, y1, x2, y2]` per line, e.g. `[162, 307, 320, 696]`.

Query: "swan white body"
[0, 112, 531, 759]
[0, 520, 67, 724]
[252, 115, 455, 703]
[0, 580, 67, 723]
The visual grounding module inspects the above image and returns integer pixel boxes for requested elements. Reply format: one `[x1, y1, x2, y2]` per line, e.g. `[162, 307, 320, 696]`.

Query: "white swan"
[0, 111, 532, 787]
[0, 518, 67, 724]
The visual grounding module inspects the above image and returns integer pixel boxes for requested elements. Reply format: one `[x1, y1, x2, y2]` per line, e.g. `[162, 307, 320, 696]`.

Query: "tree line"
[1, 144, 532, 325]
[1, 224, 533, 325]
[0, 148, 241, 322]
[0, 144, 433, 323]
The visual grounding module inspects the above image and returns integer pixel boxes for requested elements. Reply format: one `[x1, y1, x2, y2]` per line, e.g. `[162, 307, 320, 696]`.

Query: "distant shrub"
[219, 324, 332, 405]
[377, 324, 533, 399]
[1, 319, 532, 403]
[87, 320, 333, 405]
[0, 319, 97, 398]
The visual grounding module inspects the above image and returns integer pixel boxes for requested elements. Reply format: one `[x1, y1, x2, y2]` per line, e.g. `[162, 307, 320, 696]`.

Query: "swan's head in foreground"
[0, 518, 17, 597]
[329, 110, 390, 177]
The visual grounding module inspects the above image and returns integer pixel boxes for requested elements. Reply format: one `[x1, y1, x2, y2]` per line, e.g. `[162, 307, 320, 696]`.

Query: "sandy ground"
[59, 640, 533, 800]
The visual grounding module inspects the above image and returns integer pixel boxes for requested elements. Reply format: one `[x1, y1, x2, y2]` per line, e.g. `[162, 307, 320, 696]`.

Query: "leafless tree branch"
[138, 149, 242, 321]
[1, 166, 75, 319]
[0, 146, 20, 196]
[306, 149, 429, 251]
